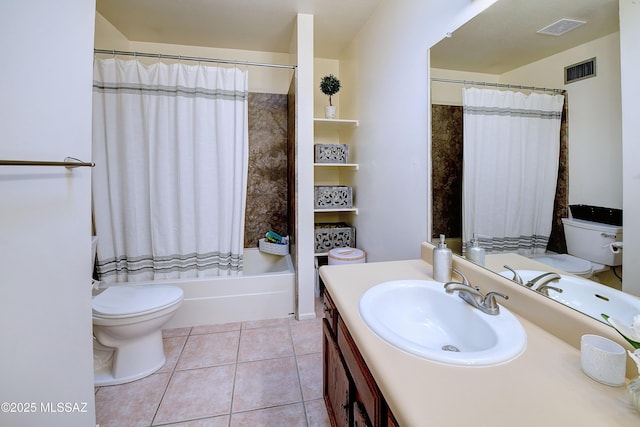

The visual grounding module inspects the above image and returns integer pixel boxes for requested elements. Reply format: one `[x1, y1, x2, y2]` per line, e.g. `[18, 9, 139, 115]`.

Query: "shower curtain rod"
[94, 49, 297, 70]
[430, 77, 564, 94]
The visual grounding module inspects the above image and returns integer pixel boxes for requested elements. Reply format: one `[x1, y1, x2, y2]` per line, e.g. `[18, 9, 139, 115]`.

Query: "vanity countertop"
[319, 247, 639, 426]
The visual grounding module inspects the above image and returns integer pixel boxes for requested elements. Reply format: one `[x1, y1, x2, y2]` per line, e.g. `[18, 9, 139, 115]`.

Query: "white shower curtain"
[92, 58, 248, 283]
[462, 87, 564, 255]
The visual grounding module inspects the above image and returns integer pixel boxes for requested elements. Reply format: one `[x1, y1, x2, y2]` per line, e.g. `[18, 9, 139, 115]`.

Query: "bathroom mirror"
[428, 0, 625, 305]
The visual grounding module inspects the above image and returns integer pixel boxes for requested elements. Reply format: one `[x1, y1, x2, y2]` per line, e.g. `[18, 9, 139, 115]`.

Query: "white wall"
[95, 13, 295, 95]
[619, 0, 640, 296]
[502, 33, 622, 209]
[291, 14, 317, 319]
[314, 58, 341, 117]
[431, 33, 623, 211]
[431, 68, 500, 105]
[0, 1, 96, 426]
[339, 0, 488, 262]
[95, 12, 130, 51]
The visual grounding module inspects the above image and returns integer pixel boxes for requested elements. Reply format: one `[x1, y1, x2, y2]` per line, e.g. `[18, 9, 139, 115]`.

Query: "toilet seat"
[93, 285, 184, 318]
[532, 254, 593, 276]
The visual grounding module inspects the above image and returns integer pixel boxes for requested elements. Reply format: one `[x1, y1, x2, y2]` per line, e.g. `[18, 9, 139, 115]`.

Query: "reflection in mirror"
[428, 0, 626, 310]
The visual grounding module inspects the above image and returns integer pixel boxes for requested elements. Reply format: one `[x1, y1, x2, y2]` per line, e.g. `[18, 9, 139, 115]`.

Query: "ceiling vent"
[565, 57, 596, 84]
[537, 18, 587, 36]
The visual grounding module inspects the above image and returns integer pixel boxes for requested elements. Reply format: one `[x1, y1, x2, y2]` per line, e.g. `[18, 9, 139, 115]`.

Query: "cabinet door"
[386, 408, 400, 427]
[337, 317, 383, 425]
[353, 401, 373, 427]
[324, 319, 350, 427]
[324, 291, 338, 334]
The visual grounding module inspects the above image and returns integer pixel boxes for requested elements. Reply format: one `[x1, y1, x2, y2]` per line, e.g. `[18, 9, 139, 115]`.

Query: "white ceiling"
[96, 0, 383, 59]
[96, 0, 619, 69]
[430, 0, 619, 74]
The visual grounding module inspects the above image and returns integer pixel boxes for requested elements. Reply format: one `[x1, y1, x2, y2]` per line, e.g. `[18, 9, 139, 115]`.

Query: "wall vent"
[565, 57, 596, 84]
[537, 18, 586, 36]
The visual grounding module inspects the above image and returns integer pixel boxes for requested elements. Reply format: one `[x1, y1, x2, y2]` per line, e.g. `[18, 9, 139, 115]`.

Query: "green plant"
[602, 313, 640, 349]
[319, 74, 341, 106]
[603, 313, 640, 373]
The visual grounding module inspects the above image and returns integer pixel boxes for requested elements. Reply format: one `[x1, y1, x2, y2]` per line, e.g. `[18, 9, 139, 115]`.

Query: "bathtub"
[108, 248, 296, 328]
[499, 269, 640, 325]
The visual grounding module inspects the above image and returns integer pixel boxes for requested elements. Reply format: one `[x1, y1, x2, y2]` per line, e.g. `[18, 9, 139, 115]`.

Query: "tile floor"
[95, 299, 329, 427]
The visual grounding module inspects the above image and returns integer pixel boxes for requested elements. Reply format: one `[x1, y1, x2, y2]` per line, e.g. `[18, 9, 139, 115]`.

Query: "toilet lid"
[532, 254, 593, 275]
[93, 285, 183, 317]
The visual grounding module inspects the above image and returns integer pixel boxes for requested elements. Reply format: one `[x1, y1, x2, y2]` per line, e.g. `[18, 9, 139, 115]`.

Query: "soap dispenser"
[467, 234, 486, 267]
[433, 234, 452, 282]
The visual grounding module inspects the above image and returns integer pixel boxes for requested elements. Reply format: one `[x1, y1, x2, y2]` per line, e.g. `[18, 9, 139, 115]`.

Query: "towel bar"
[0, 157, 95, 169]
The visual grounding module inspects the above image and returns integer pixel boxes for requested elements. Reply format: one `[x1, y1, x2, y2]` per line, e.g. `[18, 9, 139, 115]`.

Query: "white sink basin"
[500, 270, 640, 325]
[358, 280, 526, 366]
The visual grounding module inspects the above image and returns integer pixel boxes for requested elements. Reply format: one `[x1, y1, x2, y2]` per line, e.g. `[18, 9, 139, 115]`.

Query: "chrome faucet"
[524, 272, 561, 289]
[444, 270, 508, 315]
[503, 265, 523, 285]
[537, 284, 563, 297]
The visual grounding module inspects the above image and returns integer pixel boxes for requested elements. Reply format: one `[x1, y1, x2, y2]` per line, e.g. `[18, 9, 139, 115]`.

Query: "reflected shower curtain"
[92, 58, 248, 283]
[462, 88, 564, 255]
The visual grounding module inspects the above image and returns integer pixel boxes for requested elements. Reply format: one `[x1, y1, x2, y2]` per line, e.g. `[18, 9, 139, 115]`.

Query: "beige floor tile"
[157, 415, 230, 426]
[232, 357, 302, 412]
[238, 325, 294, 362]
[230, 403, 307, 427]
[98, 301, 328, 426]
[176, 331, 240, 370]
[191, 322, 241, 335]
[296, 352, 323, 401]
[163, 327, 192, 338]
[154, 365, 235, 425]
[305, 398, 331, 427]
[241, 317, 290, 330]
[291, 318, 323, 355]
[95, 372, 171, 427]
[315, 297, 326, 318]
[157, 335, 188, 373]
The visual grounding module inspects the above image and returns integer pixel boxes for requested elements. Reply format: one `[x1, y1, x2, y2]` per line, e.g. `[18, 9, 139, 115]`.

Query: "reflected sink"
[358, 280, 526, 366]
[500, 270, 640, 325]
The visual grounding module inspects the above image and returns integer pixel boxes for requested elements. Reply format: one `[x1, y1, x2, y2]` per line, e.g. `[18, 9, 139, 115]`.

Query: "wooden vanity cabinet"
[323, 291, 397, 426]
[323, 319, 351, 426]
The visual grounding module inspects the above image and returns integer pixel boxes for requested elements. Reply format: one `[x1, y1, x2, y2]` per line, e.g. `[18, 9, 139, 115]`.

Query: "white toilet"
[91, 237, 184, 386]
[533, 217, 622, 278]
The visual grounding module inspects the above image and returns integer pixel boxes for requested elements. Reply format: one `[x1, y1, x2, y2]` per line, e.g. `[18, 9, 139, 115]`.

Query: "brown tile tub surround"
[431, 104, 463, 239]
[245, 93, 289, 248]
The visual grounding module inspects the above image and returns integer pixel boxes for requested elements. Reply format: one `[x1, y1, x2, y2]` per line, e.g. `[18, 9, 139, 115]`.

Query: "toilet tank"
[562, 218, 622, 266]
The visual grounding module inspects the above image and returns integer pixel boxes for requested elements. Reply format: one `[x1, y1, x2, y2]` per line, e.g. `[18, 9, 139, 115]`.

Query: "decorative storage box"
[314, 186, 353, 209]
[314, 222, 356, 253]
[314, 144, 349, 163]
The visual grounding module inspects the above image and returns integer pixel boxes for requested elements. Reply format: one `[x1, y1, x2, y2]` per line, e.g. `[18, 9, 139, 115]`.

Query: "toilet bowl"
[533, 217, 622, 278]
[532, 253, 600, 278]
[91, 237, 184, 386]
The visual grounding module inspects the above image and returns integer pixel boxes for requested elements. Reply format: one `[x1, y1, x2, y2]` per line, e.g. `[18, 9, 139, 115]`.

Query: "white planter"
[324, 106, 336, 119]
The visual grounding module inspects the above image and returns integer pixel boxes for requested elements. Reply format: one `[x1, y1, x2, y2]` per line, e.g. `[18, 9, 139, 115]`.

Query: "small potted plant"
[320, 74, 341, 119]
